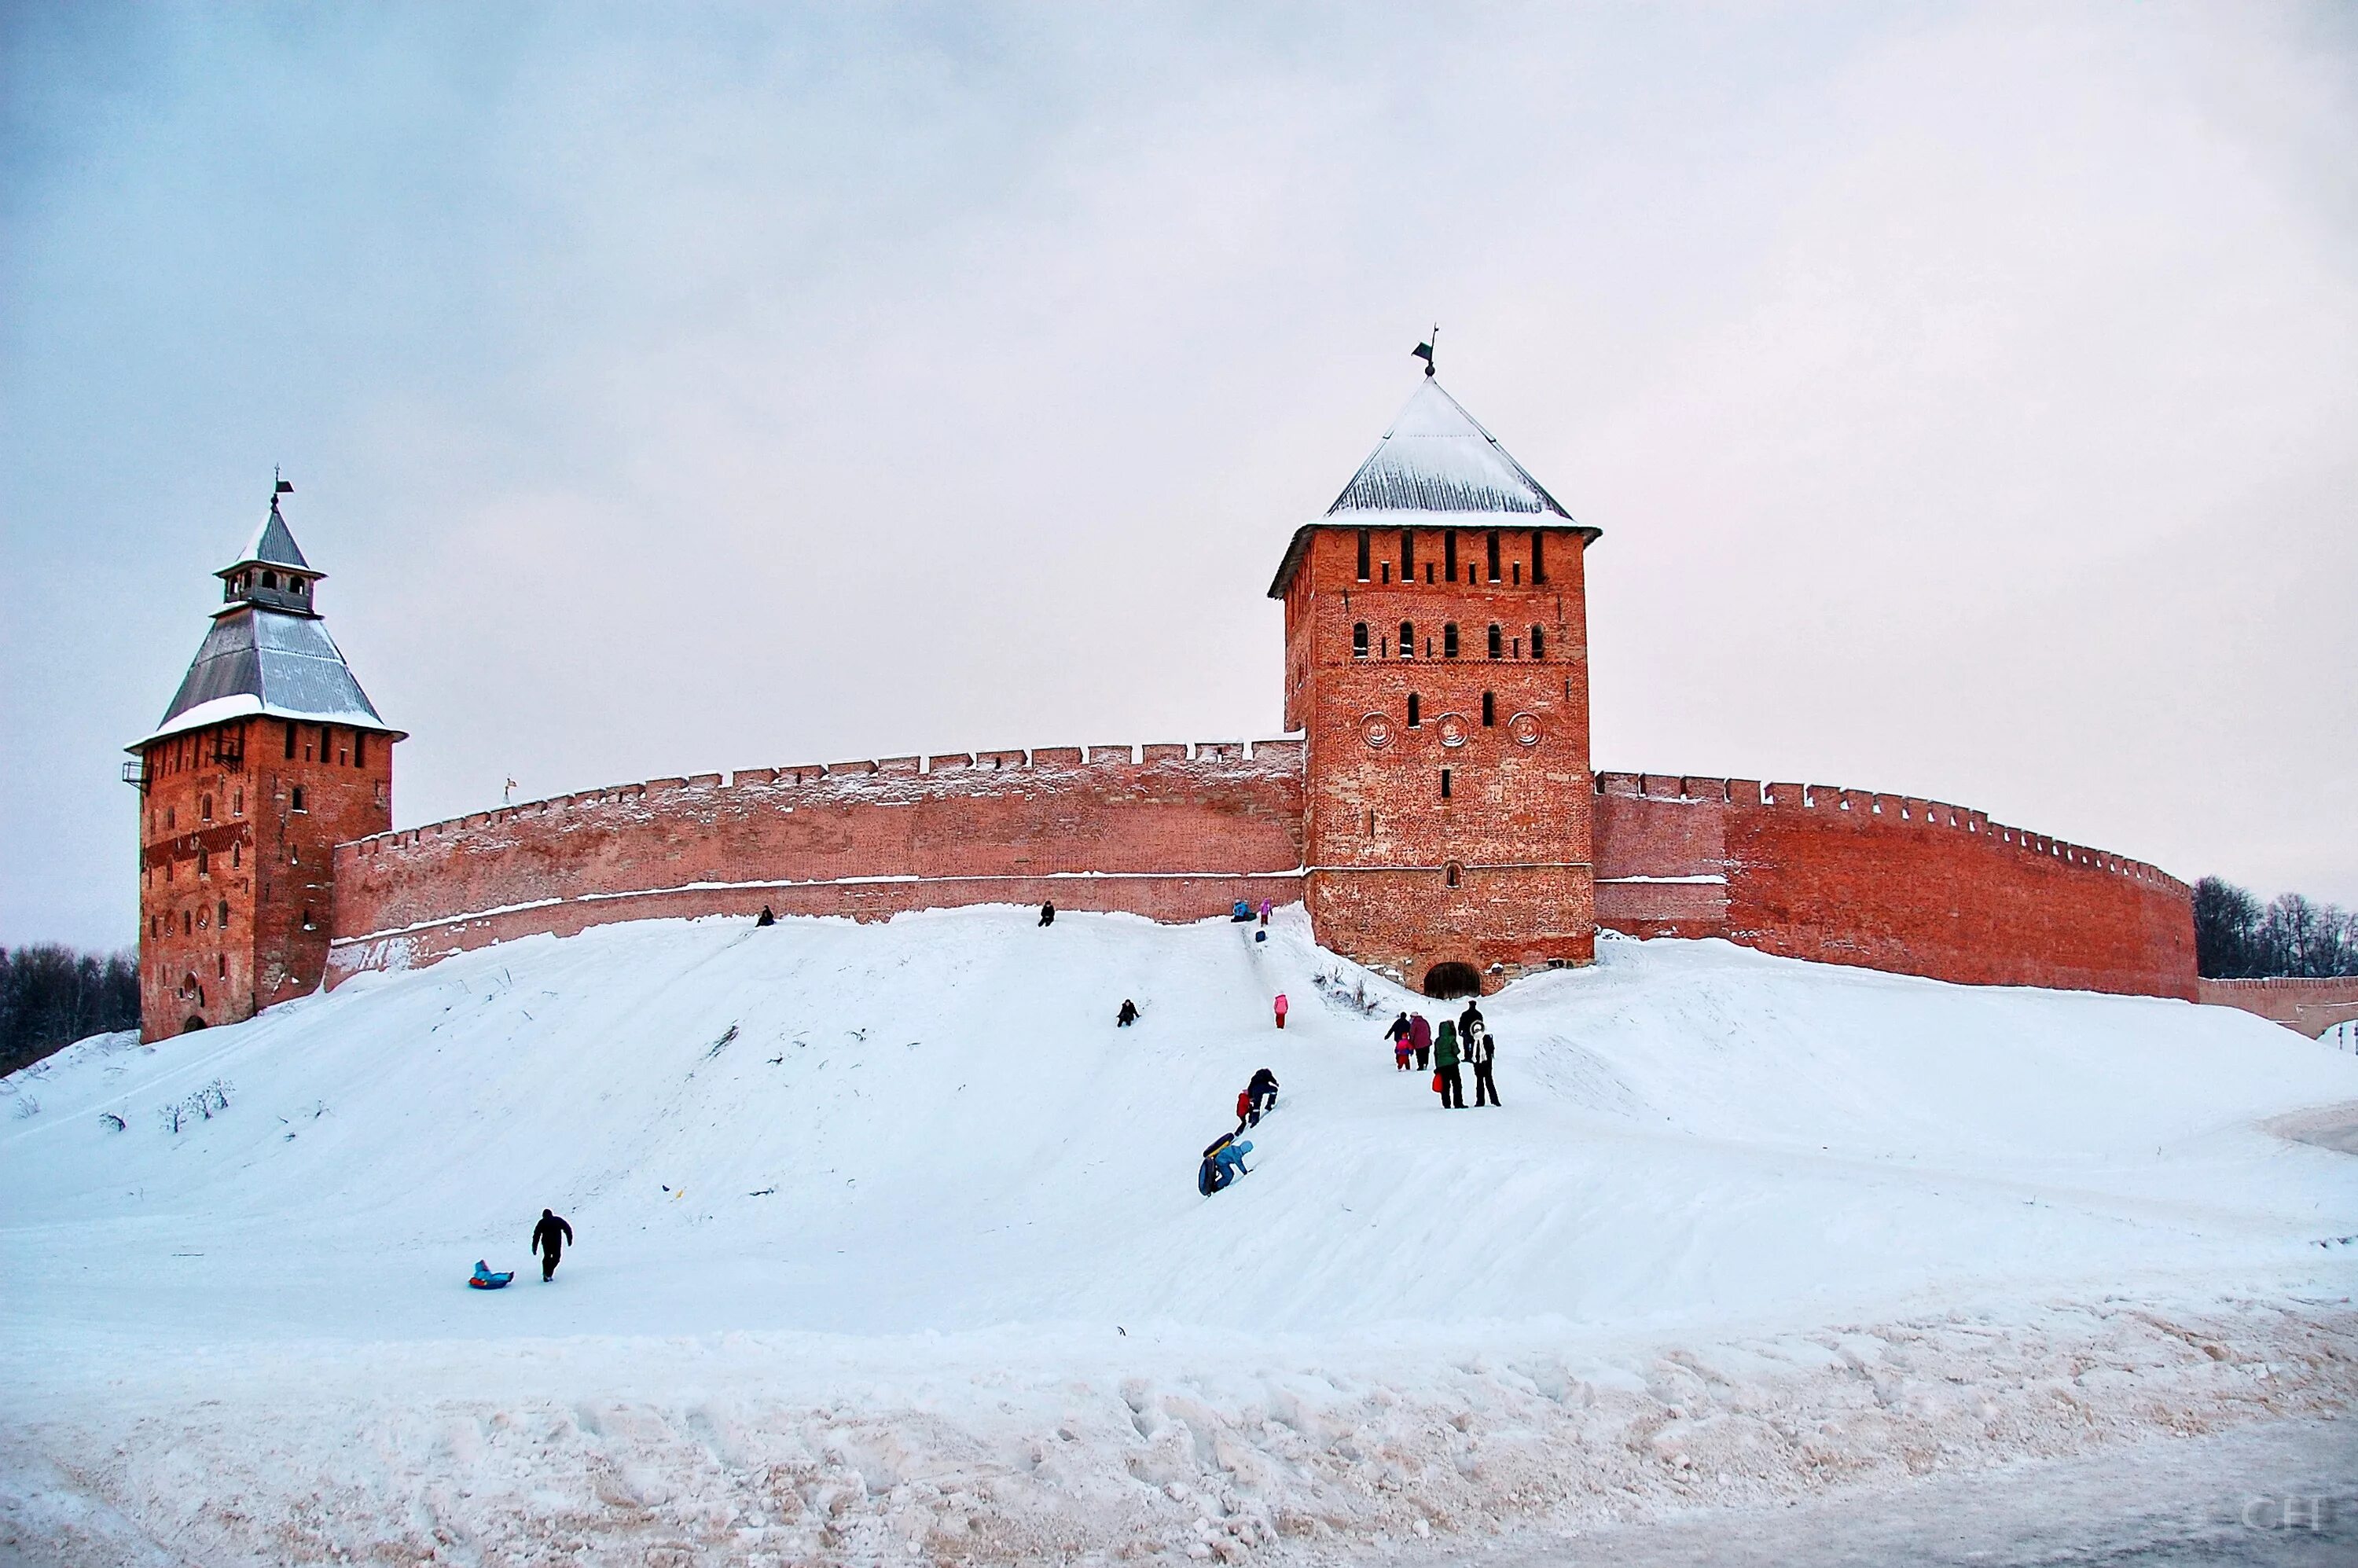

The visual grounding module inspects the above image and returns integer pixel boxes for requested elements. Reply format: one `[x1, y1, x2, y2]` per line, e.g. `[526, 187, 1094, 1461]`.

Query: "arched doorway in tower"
[182, 1015, 208, 1034]
[1423, 961, 1482, 999]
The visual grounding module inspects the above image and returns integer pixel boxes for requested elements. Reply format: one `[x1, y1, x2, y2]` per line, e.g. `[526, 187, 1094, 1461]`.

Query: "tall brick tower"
[1269, 376, 1601, 995]
[127, 486, 402, 1039]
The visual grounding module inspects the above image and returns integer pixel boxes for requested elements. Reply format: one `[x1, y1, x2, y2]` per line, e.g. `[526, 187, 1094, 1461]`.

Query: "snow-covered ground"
[2, 907, 2353, 1565]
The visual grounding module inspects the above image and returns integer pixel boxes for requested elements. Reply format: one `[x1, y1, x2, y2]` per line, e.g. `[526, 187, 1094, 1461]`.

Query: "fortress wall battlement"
[1592, 771, 2197, 1000]
[324, 740, 1307, 982]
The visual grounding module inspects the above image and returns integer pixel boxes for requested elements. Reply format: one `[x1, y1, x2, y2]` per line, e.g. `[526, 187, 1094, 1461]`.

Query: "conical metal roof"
[1326, 378, 1572, 519]
[229, 498, 314, 573]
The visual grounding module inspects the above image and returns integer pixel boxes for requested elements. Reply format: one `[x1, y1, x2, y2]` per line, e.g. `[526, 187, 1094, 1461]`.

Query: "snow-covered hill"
[3, 908, 2354, 1565]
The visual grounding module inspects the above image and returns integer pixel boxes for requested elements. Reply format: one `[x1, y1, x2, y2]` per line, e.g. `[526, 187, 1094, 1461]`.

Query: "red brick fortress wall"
[1593, 773, 2197, 999]
[2196, 978, 2358, 1038]
[326, 741, 1304, 982]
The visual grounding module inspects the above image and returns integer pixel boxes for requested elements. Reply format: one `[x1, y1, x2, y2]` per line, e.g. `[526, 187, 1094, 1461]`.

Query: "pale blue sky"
[5, 2, 2353, 949]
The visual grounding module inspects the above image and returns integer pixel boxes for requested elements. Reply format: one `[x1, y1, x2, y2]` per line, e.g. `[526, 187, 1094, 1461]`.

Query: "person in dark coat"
[531, 1208, 574, 1282]
[1247, 1067, 1279, 1117]
[1117, 999, 1139, 1026]
[1434, 1022, 1465, 1109]
[1410, 1012, 1433, 1071]
[755, 905, 776, 927]
[1466, 1026, 1500, 1107]
[1038, 901, 1056, 927]
[1387, 1012, 1413, 1070]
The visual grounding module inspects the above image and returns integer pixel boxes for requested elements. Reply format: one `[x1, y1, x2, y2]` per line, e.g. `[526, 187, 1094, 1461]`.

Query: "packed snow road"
[2, 908, 2353, 1564]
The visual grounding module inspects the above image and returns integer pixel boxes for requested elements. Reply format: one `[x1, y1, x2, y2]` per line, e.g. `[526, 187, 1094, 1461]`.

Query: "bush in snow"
[10, 1095, 37, 1119]
[156, 1081, 235, 1135]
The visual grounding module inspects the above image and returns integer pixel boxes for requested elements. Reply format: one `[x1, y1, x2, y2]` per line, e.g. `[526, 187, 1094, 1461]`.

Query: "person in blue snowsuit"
[1198, 1131, 1254, 1193]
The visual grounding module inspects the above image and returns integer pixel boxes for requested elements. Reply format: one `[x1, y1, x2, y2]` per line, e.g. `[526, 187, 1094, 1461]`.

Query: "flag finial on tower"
[1412, 326, 1438, 377]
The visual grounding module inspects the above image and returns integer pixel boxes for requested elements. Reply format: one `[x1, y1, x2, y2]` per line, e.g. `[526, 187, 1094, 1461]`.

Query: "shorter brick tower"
[1270, 376, 1601, 995]
[127, 487, 402, 1039]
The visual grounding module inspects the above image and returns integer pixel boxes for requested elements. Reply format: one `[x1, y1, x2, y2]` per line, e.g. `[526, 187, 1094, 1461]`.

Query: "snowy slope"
[3, 908, 2355, 1565]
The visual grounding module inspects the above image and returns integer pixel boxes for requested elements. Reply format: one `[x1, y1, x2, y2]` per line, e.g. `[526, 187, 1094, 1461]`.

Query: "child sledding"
[468, 1260, 514, 1290]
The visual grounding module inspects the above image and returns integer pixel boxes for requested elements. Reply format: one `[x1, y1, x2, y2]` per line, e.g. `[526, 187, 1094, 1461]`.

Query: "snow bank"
[3, 909, 2354, 1563]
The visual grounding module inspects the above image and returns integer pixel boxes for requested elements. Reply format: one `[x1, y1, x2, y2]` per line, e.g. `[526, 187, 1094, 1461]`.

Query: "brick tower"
[127, 485, 402, 1039]
[1269, 375, 1601, 995]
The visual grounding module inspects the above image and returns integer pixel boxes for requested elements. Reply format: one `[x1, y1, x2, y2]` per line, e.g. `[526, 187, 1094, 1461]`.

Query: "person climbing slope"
[531, 1208, 574, 1282]
[1236, 1087, 1257, 1132]
[1038, 901, 1056, 927]
[1199, 1130, 1253, 1193]
[1273, 993, 1289, 1030]
[1386, 1011, 1413, 1070]
[1434, 1020, 1465, 1109]
[1247, 1067, 1279, 1118]
[1116, 999, 1139, 1027]
[1258, 898, 1272, 927]
[1410, 1012, 1433, 1071]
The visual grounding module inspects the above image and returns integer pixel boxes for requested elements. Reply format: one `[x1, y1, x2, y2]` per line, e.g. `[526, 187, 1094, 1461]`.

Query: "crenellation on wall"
[1591, 762, 2195, 997]
[327, 738, 1313, 979]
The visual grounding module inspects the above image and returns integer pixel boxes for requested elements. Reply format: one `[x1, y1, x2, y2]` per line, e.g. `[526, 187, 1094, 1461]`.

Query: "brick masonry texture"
[1280, 524, 1596, 992]
[2195, 977, 2358, 1038]
[326, 744, 1304, 982]
[137, 718, 392, 1040]
[1592, 774, 2197, 1000]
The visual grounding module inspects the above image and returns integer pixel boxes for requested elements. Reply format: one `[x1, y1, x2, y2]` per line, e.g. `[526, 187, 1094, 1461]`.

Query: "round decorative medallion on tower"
[1269, 375, 1601, 994]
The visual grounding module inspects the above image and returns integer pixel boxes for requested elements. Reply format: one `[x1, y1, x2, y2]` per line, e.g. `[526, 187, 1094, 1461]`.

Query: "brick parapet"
[326, 740, 1306, 981]
[1592, 769, 2197, 999]
[2195, 977, 2358, 1039]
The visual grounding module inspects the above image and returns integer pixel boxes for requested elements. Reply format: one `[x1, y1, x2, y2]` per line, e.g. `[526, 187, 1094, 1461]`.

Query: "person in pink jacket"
[1273, 993, 1289, 1029]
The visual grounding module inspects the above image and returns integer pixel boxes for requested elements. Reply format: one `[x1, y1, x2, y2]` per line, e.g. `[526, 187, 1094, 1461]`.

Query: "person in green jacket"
[1433, 1019, 1466, 1109]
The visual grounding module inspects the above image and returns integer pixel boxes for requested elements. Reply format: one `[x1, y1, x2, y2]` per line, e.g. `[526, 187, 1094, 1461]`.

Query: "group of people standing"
[1386, 1002, 1500, 1108]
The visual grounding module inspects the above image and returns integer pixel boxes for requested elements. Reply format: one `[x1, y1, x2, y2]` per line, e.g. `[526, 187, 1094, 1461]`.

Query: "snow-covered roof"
[1269, 377, 1599, 597]
[1327, 378, 1574, 520]
[132, 605, 399, 751]
[226, 498, 314, 575]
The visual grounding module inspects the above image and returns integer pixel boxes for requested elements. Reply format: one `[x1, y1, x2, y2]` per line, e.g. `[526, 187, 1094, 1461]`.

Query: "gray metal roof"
[1326, 378, 1573, 519]
[133, 607, 394, 751]
[132, 498, 399, 750]
[228, 498, 314, 573]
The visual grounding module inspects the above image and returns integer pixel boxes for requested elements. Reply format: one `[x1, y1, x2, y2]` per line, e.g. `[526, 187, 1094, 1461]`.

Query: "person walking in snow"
[1258, 898, 1272, 927]
[1387, 1012, 1413, 1070]
[1038, 901, 1056, 927]
[531, 1208, 574, 1282]
[1248, 1067, 1279, 1118]
[1117, 999, 1139, 1027]
[1273, 993, 1289, 1030]
[1466, 1026, 1500, 1107]
[1434, 1020, 1465, 1109]
[1409, 1012, 1432, 1071]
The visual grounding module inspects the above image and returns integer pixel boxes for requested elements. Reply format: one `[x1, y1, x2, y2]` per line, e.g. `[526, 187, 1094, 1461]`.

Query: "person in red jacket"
[1273, 993, 1290, 1030]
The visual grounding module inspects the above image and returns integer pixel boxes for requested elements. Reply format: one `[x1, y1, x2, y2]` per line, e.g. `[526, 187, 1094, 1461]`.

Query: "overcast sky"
[3, 2, 2353, 951]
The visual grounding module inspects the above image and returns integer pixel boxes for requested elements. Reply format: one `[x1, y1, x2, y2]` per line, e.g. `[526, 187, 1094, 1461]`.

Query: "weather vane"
[1412, 325, 1438, 377]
